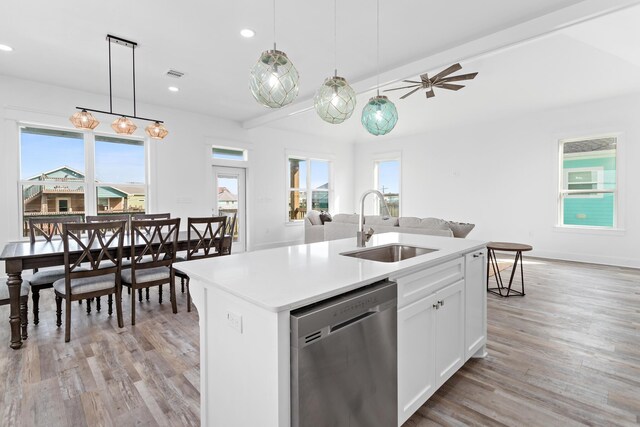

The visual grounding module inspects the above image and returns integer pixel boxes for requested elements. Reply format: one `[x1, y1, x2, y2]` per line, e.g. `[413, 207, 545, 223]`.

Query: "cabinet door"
[465, 250, 487, 360]
[397, 292, 438, 426]
[435, 280, 465, 388]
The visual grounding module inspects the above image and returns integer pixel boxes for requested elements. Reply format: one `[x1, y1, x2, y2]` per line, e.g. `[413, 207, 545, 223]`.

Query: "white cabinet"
[465, 249, 487, 359]
[398, 292, 437, 424]
[397, 276, 466, 425]
[434, 280, 465, 387]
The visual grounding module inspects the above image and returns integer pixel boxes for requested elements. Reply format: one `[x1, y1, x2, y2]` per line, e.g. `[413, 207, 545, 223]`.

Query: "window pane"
[289, 158, 306, 189]
[95, 136, 145, 184]
[561, 137, 616, 227]
[22, 183, 85, 237]
[376, 160, 400, 217]
[310, 160, 329, 190]
[311, 191, 329, 211]
[212, 147, 246, 161]
[96, 185, 145, 215]
[20, 127, 84, 180]
[288, 190, 307, 221]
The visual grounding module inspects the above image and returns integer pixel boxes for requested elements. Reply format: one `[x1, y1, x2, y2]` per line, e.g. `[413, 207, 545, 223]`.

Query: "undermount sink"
[341, 244, 438, 263]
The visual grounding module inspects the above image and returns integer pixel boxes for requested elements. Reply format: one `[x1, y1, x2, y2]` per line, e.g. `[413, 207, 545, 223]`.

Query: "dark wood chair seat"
[0, 278, 29, 340]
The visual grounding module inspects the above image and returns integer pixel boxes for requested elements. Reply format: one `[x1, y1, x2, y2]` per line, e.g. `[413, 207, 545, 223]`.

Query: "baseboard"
[523, 249, 640, 269]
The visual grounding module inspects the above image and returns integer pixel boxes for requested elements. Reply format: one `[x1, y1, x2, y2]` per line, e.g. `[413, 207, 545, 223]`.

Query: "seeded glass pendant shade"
[69, 110, 100, 130]
[361, 95, 398, 136]
[145, 121, 169, 140]
[111, 116, 137, 135]
[314, 76, 356, 124]
[249, 49, 299, 108]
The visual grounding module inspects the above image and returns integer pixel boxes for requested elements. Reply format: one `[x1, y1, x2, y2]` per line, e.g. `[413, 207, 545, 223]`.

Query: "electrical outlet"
[226, 311, 242, 333]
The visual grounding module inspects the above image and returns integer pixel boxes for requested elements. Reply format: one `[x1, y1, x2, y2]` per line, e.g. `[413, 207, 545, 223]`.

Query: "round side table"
[486, 242, 533, 297]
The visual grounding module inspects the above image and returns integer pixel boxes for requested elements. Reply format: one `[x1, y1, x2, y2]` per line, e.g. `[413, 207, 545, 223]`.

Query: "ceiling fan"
[384, 63, 477, 100]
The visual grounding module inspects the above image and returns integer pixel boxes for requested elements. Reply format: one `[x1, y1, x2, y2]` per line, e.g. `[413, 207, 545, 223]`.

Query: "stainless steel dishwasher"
[290, 280, 397, 427]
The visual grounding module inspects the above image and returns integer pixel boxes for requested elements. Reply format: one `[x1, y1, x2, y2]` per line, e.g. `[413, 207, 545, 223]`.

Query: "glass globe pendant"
[361, 95, 398, 136]
[314, 75, 356, 124]
[249, 48, 299, 108]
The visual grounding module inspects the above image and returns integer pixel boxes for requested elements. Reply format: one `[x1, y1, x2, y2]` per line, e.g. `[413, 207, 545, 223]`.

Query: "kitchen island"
[179, 232, 487, 427]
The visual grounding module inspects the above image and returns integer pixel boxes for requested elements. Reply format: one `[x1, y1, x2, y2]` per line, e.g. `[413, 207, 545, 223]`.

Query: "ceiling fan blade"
[436, 83, 465, 91]
[402, 80, 422, 84]
[425, 88, 436, 98]
[420, 73, 429, 82]
[438, 72, 478, 83]
[430, 63, 462, 82]
[400, 87, 422, 99]
[384, 84, 422, 92]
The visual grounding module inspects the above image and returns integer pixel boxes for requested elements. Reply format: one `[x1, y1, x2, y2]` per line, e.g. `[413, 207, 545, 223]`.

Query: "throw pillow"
[419, 217, 451, 230]
[447, 221, 475, 238]
[319, 211, 332, 224]
[365, 215, 399, 226]
[307, 210, 322, 226]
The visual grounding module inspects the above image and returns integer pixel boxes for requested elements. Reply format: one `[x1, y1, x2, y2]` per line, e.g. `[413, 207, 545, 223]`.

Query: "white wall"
[354, 93, 640, 268]
[0, 75, 354, 270]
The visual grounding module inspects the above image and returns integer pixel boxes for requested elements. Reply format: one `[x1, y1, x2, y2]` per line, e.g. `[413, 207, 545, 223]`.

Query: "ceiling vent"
[166, 69, 185, 78]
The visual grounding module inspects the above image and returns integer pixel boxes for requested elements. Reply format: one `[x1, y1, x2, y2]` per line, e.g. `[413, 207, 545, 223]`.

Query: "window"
[287, 157, 331, 221]
[559, 136, 617, 228]
[375, 159, 400, 217]
[212, 147, 247, 161]
[19, 126, 147, 236]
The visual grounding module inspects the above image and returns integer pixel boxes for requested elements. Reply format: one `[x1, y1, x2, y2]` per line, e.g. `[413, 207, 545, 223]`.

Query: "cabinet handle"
[473, 252, 483, 258]
[438, 300, 444, 306]
[432, 304, 439, 310]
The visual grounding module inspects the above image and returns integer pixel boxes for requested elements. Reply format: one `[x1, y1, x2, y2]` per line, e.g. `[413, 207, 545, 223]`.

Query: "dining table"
[0, 231, 209, 349]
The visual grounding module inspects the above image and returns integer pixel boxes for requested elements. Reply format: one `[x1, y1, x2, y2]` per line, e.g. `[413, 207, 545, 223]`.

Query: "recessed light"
[168, 86, 179, 92]
[240, 29, 256, 38]
[0, 44, 13, 52]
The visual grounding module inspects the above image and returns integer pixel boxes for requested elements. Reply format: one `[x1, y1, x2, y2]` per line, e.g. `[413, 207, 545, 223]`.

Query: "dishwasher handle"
[330, 309, 378, 333]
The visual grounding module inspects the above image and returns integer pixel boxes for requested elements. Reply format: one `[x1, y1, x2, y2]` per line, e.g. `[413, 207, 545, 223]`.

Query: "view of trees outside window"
[560, 137, 617, 228]
[19, 127, 146, 236]
[288, 157, 330, 221]
[376, 159, 400, 216]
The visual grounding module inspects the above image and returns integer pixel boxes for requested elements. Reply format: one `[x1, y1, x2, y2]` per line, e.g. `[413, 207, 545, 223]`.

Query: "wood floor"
[1, 257, 639, 426]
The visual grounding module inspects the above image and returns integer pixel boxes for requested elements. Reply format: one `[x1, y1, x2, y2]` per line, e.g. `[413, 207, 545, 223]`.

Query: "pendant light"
[361, 0, 398, 136]
[249, 0, 299, 108]
[313, 0, 356, 124]
[71, 35, 169, 140]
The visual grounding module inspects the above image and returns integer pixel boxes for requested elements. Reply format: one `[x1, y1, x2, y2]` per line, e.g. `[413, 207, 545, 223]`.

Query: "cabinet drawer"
[396, 257, 464, 308]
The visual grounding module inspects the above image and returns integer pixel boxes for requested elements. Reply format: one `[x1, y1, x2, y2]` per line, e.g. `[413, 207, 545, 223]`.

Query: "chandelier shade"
[314, 76, 356, 124]
[111, 116, 137, 135]
[249, 49, 299, 108]
[361, 95, 398, 136]
[145, 121, 169, 140]
[69, 110, 100, 130]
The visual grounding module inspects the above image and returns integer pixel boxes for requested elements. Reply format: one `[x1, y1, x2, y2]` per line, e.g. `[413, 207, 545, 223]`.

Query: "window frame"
[286, 153, 333, 223]
[373, 156, 402, 217]
[557, 134, 619, 230]
[17, 123, 149, 239]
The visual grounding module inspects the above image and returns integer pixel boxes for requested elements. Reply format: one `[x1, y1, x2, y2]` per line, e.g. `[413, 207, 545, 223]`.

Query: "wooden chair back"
[130, 218, 181, 272]
[131, 213, 171, 234]
[220, 213, 237, 255]
[60, 221, 126, 296]
[186, 216, 227, 260]
[28, 216, 84, 243]
[86, 214, 130, 233]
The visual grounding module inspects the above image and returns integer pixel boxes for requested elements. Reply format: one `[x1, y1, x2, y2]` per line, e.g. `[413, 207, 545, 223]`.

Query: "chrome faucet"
[357, 189, 392, 247]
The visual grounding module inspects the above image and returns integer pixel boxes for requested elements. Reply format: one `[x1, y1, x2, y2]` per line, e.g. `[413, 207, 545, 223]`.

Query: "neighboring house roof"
[564, 138, 616, 154]
[218, 187, 237, 202]
[27, 165, 84, 181]
[26, 166, 144, 197]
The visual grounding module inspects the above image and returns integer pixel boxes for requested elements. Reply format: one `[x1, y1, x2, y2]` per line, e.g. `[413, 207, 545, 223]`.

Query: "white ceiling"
[1, 0, 639, 140]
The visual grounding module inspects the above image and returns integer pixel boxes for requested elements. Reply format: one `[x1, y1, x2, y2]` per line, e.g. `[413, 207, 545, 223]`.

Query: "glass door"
[213, 166, 246, 252]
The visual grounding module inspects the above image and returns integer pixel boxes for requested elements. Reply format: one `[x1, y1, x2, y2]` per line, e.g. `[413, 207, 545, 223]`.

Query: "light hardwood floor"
[1, 258, 639, 426]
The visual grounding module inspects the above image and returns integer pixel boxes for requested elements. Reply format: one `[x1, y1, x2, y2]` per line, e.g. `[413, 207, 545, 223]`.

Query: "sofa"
[304, 211, 475, 244]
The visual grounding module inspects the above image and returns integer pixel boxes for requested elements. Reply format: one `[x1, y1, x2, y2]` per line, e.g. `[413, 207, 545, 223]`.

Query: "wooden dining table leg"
[6, 260, 24, 349]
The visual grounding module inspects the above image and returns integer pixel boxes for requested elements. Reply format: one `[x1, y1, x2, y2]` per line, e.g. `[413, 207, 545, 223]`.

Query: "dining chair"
[54, 220, 126, 342]
[122, 218, 180, 325]
[0, 279, 30, 340]
[27, 215, 83, 324]
[174, 216, 227, 312]
[131, 213, 171, 302]
[220, 213, 238, 256]
[86, 214, 130, 233]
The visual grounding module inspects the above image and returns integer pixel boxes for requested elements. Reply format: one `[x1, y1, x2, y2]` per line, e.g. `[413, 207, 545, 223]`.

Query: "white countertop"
[177, 233, 486, 312]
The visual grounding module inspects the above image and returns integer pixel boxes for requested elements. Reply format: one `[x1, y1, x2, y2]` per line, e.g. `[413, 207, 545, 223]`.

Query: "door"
[435, 280, 465, 388]
[465, 250, 487, 359]
[397, 292, 438, 425]
[213, 166, 246, 252]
